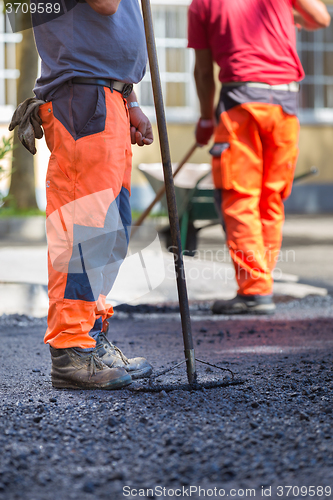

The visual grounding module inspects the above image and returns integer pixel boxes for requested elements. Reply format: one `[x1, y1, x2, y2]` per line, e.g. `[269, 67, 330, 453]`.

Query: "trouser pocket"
[210, 142, 231, 190]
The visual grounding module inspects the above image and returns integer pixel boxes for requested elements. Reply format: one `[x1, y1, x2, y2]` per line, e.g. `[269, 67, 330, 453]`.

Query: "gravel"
[0, 296, 333, 500]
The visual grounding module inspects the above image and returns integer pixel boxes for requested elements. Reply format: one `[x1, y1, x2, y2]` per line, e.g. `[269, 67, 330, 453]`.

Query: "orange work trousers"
[39, 82, 132, 349]
[212, 103, 299, 296]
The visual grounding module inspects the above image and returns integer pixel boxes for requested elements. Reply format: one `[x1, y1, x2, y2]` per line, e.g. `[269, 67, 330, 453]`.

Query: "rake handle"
[141, 0, 197, 384]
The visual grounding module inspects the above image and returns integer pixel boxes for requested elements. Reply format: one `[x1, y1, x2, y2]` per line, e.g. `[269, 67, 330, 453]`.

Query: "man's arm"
[127, 91, 153, 147]
[193, 49, 215, 145]
[194, 49, 215, 120]
[85, 0, 121, 16]
[293, 0, 330, 30]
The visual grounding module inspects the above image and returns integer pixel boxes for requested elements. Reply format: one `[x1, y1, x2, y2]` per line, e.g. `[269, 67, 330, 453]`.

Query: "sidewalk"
[0, 215, 332, 317]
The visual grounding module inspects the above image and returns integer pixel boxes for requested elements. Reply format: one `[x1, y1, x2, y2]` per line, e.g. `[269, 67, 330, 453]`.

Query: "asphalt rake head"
[127, 358, 245, 393]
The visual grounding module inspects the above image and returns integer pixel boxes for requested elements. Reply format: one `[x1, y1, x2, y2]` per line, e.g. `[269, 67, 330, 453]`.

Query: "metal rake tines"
[144, 357, 235, 388]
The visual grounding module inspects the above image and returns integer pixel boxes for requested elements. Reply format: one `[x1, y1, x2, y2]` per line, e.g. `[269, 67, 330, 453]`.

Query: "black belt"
[72, 77, 133, 98]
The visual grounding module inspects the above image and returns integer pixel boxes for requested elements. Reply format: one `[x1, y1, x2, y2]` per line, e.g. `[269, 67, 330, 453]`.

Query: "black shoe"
[50, 346, 132, 390]
[212, 294, 276, 315]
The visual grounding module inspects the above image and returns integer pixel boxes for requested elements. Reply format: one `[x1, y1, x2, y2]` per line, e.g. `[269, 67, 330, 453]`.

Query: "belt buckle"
[122, 83, 133, 98]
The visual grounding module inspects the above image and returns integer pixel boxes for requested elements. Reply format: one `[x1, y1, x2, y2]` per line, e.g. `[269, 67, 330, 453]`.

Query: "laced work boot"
[212, 294, 276, 315]
[50, 346, 132, 390]
[94, 322, 153, 380]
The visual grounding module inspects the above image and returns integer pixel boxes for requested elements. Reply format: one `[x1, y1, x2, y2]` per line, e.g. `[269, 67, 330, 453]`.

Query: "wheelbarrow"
[138, 163, 319, 256]
[138, 162, 219, 255]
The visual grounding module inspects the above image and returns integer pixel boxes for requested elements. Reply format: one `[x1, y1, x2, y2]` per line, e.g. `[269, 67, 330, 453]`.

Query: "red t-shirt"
[188, 0, 305, 85]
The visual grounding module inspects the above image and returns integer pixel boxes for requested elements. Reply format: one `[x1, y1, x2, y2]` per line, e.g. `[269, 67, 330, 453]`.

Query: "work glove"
[195, 117, 215, 146]
[9, 97, 46, 155]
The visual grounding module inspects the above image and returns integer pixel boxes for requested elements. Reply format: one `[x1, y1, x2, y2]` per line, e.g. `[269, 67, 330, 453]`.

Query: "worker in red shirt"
[188, 0, 330, 315]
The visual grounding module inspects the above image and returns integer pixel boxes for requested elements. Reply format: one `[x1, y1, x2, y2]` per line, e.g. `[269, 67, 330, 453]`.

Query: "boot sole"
[51, 373, 132, 390]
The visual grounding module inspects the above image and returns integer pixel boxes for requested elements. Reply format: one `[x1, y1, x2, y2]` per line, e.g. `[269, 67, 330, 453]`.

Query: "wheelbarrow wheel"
[162, 220, 198, 257]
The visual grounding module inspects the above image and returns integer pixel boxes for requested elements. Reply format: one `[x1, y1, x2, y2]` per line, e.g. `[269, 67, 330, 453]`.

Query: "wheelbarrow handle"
[293, 166, 318, 184]
[132, 142, 198, 233]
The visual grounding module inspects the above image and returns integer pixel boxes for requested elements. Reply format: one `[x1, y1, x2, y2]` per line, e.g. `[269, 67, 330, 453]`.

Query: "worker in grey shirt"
[32, 0, 154, 389]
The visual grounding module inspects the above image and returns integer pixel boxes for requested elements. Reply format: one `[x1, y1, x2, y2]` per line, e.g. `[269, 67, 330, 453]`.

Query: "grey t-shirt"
[32, 0, 147, 100]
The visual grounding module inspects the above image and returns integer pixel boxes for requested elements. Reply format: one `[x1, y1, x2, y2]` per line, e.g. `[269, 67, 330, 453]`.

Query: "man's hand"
[129, 107, 154, 146]
[195, 117, 215, 146]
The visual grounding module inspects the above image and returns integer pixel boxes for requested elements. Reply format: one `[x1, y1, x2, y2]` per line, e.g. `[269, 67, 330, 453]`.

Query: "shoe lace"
[98, 333, 129, 366]
[88, 352, 107, 377]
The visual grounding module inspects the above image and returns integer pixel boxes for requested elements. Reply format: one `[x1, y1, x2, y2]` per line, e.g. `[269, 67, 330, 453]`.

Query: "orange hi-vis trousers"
[39, 82, 132, 349]
[212, 103, 299, 296]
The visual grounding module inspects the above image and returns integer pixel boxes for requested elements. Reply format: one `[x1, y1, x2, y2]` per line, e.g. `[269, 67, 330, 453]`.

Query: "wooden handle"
[132, 142, 198, 235]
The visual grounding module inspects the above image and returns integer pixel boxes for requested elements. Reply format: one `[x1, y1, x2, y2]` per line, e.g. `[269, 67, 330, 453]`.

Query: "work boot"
[212, 294, 276, 315]
[50, 346, 132, 390]
[94, 332, 153, 380]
